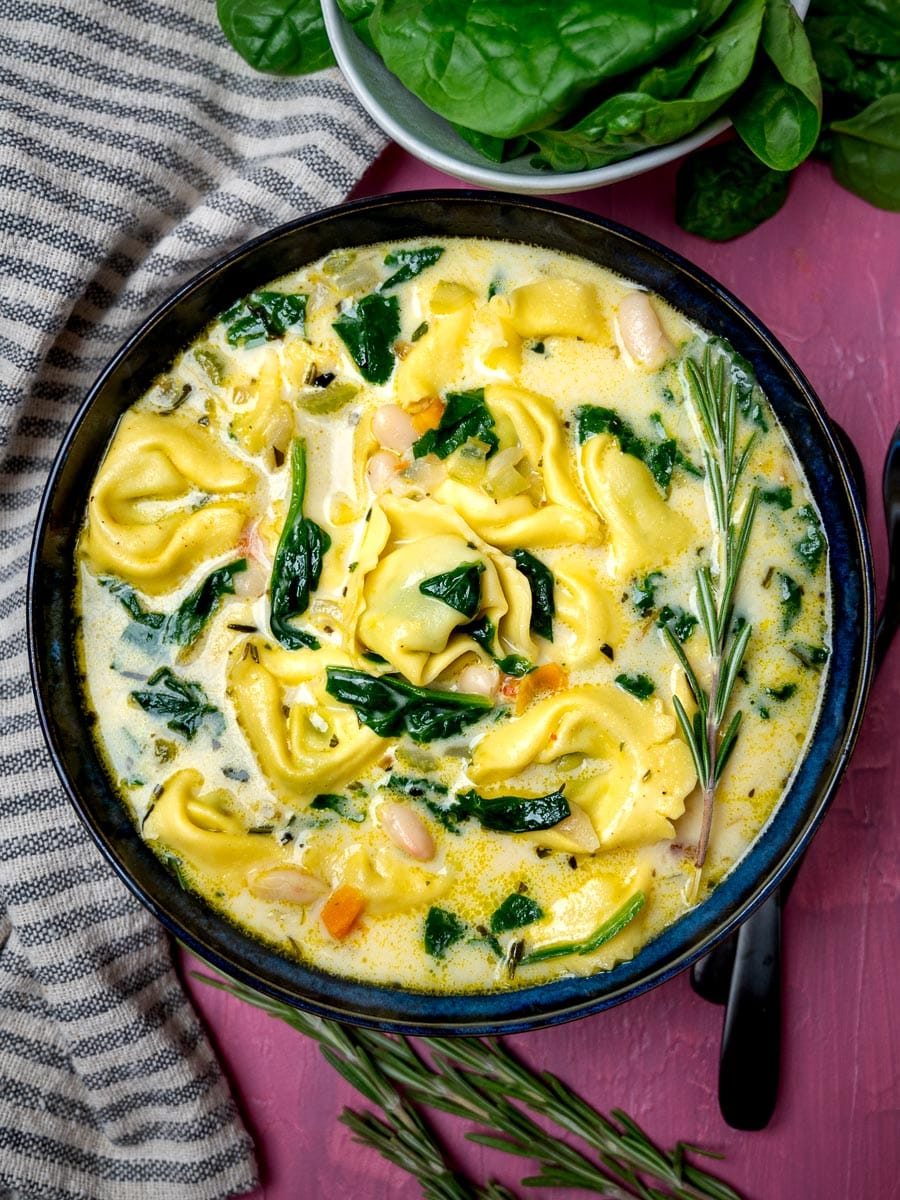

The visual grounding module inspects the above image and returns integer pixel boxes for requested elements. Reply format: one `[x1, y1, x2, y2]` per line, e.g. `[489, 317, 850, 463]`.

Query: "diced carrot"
[410, 397, 445, 434]
[511, 662, 569, 715]
[320, 885, 366, 940]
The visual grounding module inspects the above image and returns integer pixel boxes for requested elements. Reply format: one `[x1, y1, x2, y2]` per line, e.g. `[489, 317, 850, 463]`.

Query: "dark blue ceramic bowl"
[28, 192, 874, 1034]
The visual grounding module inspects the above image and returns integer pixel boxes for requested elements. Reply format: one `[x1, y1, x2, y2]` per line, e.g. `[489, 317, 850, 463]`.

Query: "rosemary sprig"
[667, 346, 760, 874]
[197, 972, 742, 1200]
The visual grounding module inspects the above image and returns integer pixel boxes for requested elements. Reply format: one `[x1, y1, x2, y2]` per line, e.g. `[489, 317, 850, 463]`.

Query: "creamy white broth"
[76, 237, 830, 991]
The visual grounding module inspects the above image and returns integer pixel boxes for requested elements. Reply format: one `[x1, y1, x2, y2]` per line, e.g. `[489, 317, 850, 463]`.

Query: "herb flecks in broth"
[76, 237, 830, 992]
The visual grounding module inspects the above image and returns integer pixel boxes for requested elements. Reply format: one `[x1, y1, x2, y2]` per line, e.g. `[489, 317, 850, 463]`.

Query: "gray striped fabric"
[0, 2, 386, 1196]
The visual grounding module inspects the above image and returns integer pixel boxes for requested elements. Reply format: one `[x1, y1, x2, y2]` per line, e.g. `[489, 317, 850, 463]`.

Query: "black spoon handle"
[874, 419, 900, 671]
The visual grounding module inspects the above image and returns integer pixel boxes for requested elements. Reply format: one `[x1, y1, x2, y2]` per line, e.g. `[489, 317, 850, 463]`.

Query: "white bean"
[372, 404, 418, 453]
[553, 804, 600, 853]
[456, 662, 500, 699]
[247, 866, 328, 904]
[366, 450, 400, 494]
[233, 558, 268, 600]
[617, 292, 672, 370]
[379, 800, 435, 862]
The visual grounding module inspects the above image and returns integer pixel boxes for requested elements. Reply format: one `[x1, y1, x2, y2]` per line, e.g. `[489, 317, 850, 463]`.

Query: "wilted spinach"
[615, 673, 656, 700]
[490, 893, 544, 934]
[381, 245, 445, 289]
[333, 292, 400, 385]
[130, 668, 225, 741]
[511, 550, 555, 641]
[453, 787, 570, 834]
[221, 289, 308, 347]
[325, 668, 493, 743]
[270, 440, 331, 651]
[419, 562, 484, 618]
[412, 388, 499, 460]
[577, 405, 678, 489]
[103, 562, 247, 651]
[424, 906, 466, 958]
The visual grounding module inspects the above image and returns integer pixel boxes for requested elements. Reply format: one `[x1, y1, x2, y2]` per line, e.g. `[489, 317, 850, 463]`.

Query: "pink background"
[182, 145, 900, 1200]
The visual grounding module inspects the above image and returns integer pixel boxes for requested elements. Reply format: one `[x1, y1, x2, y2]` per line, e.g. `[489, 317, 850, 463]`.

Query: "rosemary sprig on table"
[198, 973, 742, 1200]
[665, 346, 760, 874]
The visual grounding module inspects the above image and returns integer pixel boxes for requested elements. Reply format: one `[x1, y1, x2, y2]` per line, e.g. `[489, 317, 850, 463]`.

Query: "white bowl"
[322, 0, 809, 195]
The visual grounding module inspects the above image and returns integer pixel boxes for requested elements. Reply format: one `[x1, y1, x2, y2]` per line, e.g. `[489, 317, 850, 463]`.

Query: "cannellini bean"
[366, 449, 401, 494]
[456, 662, 500, 699]
[379, 800, 435, 862]
[617, 292, 672, 370]
[247, 866, 328, 904]
[233, 557, 268, 600]
[372, 404, 419, 453]
[553, 804, 600, 853]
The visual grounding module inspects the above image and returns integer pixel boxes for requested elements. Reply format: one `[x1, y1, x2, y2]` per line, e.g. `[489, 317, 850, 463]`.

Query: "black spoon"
[691, 418, 900, 1131]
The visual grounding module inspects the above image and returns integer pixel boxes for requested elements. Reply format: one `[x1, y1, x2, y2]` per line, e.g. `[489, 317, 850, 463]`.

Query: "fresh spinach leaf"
[511, 549, 555, 641]
[454, 787, 570, 834]
[520, 892, 646, 965]
[310, 793, 367, 823]
[270, 440, 331, 651]
[778, 571, 803, 629]
[676, 139, 791, 240]
[412, 388, 498, 460]
[830, 94, 900, 211]
[490, 893, 544, 934]
[616, 673, 656, 700]
[657, 604, 698, 642]
[325, 668, 493, 743]
[381, 245, 445, 289]
[333, 292, 400, 384]
[221, 290, 308, 347]
[731, 0, 822, 172]
[451, 124, 530, 162]
[794, 504, 825, 572]
[130, 667, 225, 741]
[367, 2, 710, 140]
[531, 0, 765, 171]
[761, 485, 793, 510]
[335, 0, 377, 49]
[424, 906, 466, 959]
[216, 0, 335, 75]
[419, 562, 485, 618]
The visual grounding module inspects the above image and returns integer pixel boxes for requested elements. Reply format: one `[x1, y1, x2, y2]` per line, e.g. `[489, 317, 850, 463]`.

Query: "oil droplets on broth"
[75, 238, 830, 991]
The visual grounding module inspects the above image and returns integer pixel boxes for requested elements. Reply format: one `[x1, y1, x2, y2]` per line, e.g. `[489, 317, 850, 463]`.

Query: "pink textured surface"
[182, 145, 900, 1200]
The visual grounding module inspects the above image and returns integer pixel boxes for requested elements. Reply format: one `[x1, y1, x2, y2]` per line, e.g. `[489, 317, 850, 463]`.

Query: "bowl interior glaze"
[28, 192, 873, 1034]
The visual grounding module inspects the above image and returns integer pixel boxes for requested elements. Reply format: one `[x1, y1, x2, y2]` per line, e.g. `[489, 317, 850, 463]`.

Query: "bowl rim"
[321, 0, 810, 195]
[28, 189, 874, 1034]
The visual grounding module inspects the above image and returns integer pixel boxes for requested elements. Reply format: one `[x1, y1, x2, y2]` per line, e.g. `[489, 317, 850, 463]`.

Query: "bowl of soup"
[28, 192, 873, 1032]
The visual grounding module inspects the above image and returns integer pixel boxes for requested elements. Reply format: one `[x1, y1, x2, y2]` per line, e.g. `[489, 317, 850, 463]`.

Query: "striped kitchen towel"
[0, 2, 386, 1197]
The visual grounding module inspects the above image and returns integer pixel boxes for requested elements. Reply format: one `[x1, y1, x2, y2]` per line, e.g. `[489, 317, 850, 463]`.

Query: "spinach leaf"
[424, 906, 466, 959]
[221, 289, 308, 347]
[367, 1, 710, 140]
[778, 571, 803, 629]
[495, 655, 535, 678]
[794, 505, 825, 572]
[412, 388, 498, 460]
[490, 893, 544, 934]
[576, 405, 677, 488]
[454, 787, 570, 834]
[764, 682, 797, 701]
[216, 0, 335, 75]
[335, 0, 378, 49]
[325, 668, 493, 743]
[632, 571, 664, 617]
[731, 0, 822, 172]
[381, 245, 444, 289]
[387, 774, 460, 831]
[520, 892, 646, 965]
[761, 485, 793, 510]
[103, 562, 247, 650]
[530, 0, 765, 171]
[333, 292, 400, 385]
[310, 793, 367, 823]
[789, 642, 830, 671]
[511, 549, 555, 641]
[130, 667, 225, 741]
[707, 337, 768, 429]
[657, 604, 698, 642]
[461, 615, 535, 676]
[419, 562, 485, 618]
[676, 139, 791, 239]
[451, 124, 530, 162]
[616, 673, 656, 700]
[270, 440, 331, 651]
[830, 94, 900, 211]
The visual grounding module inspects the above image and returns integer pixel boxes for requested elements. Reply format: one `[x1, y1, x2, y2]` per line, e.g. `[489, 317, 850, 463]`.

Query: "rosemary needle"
[197, 972, 743, 1200]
